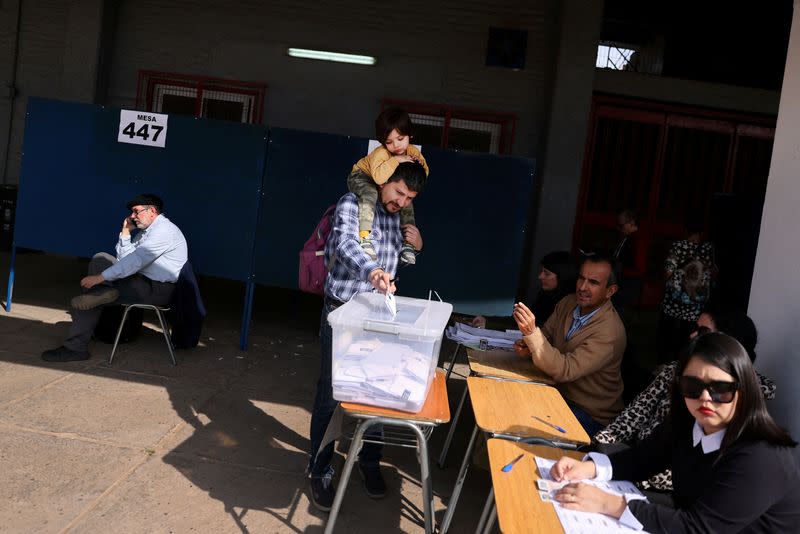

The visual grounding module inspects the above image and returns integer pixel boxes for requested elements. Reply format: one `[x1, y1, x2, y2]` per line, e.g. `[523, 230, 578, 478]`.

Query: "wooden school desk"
[439, 377, 589, 533]
[485, 439, 584, 534]
[438, 348, 554, 468]
[467, 348, 555, 383]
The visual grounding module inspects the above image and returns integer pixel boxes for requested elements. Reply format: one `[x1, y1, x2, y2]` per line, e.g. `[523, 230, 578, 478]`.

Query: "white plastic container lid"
[328, 292, 453, 340]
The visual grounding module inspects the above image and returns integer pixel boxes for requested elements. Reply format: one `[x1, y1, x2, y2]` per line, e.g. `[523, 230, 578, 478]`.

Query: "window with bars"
[136, 71, 267, 124]
[596, 43, 637, 70]
[382, 99, 515, 155]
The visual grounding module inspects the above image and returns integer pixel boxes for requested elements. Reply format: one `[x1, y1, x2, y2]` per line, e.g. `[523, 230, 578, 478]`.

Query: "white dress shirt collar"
[693, 421, 726, 454]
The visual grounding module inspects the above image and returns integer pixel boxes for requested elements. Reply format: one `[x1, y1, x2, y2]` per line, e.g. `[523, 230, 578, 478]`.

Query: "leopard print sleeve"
[757, 371, 776, 400]
[595, 363, 678, 444]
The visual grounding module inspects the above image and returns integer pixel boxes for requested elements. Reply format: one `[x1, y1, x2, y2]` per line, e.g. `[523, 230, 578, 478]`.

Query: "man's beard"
[382, 200, 400, 213]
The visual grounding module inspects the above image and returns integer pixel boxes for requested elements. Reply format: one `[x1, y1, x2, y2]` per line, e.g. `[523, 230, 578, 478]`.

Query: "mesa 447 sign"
[117, 110, 169, 148]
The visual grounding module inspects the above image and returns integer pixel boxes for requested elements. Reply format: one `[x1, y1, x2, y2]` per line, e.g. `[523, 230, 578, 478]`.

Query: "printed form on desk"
[445, 322, 521, 349]
[534, 456, 650, 534]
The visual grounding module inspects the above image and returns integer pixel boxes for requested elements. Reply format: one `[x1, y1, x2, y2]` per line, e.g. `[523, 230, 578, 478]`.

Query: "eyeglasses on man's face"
[130, 206, 153, 216]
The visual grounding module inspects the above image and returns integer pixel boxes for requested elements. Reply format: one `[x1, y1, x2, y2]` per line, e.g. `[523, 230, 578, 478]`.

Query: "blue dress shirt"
[102, 214, 188, 283]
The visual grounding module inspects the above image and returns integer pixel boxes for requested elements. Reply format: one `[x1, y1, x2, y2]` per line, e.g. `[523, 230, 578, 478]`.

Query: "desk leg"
[439, 424, 480, 534]
[325, 419, 371, 534]
[408, 423, 434, 534]
[444, 343, 462, 383]
[239, 279, 255, 351]
[437, 381, 469, 468]
[475, 487, 495, 534]
[481, 503, 496, 534]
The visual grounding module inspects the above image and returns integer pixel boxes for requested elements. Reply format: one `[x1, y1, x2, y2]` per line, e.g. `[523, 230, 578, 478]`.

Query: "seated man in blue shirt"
[308, 162, 426, 512]
[42, 193, 188, 362]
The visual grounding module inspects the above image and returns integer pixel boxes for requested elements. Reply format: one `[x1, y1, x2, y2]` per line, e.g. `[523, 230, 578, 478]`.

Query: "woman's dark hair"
[375, 106, 412, 142]
[703, 309, 758, 362]
[671, 332, 796, 455]
[684, 209, 706, 236]
[540, 251, 577, 295]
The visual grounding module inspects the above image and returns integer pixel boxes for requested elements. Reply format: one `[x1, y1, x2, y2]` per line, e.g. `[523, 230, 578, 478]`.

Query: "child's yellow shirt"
[353, 144, 430, 185]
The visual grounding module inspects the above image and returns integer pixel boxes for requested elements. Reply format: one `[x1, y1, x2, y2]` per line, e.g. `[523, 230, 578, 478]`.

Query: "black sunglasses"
[679, 376, 738, 404]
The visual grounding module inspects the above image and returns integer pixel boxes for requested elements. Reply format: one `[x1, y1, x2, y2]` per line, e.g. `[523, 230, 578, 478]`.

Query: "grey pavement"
[0, 250, 490, 533]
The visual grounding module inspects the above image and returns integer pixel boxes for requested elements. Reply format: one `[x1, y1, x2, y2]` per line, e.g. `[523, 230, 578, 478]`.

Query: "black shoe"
[309, 467, 336, 512]
[41, 346, 90, 362]
[358, 463, 386, 499]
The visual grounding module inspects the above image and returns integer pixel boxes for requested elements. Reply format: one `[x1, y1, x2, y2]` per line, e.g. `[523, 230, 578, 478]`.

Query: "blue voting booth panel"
[400, 147, 536, 314]
[14, 98, 266, 282]
[254, 128, 536, 315]
[253, 127, 367, 288]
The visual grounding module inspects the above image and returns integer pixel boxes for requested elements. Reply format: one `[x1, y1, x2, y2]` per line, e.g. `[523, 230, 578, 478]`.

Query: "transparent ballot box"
[328, 292, 453, 412]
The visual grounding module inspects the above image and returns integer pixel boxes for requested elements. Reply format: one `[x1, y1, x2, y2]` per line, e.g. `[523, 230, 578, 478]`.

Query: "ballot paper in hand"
[384, 291, 397, 318]
[534, 456, 648, 533]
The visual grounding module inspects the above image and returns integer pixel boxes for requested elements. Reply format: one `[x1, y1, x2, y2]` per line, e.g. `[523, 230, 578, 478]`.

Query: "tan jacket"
[353, 144, 429, 185]
[523, 294, 626, 424]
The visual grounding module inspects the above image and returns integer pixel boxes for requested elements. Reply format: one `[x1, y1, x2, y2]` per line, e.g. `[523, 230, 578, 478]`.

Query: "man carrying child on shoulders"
[308, 160, 427, 512]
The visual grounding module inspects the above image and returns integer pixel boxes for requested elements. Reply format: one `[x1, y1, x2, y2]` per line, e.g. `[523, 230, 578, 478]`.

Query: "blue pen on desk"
[532, 415, 567, 434]
[501, 453, 525, 473]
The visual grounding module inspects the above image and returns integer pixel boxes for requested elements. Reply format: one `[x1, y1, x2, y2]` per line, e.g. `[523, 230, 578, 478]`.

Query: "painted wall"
[0, 0, 108, 184]
[0, 0, 789, 309]
[526, 0, 603, 300]
[1, 0, 562, 184]
[748, 0, 800, 449]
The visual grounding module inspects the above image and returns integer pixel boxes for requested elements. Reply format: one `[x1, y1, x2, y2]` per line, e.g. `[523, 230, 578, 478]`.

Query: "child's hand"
[394, 155, 414, 164]
[401, 225, 423, 251]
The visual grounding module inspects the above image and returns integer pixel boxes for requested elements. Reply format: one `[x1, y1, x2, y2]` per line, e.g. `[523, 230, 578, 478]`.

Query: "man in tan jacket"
[514, 255, 626, 436]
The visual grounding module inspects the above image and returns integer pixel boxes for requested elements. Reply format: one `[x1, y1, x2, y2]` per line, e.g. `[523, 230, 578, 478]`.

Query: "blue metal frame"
[4, 243, 15, 312]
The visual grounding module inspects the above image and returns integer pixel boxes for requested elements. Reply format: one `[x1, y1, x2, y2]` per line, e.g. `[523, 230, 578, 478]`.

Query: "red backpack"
[298, 205, 336, 295]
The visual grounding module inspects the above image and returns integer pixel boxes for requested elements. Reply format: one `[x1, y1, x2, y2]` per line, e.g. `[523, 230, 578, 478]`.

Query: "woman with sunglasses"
[594, 310, 775, 492]
[549, 332, 800, 533]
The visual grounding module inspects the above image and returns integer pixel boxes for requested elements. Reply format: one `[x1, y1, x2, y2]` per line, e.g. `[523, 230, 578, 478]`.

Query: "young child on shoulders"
[348, 107, 430, 264]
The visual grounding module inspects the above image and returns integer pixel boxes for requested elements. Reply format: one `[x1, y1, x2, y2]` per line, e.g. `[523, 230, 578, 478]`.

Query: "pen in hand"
[532, 415, 567, 433]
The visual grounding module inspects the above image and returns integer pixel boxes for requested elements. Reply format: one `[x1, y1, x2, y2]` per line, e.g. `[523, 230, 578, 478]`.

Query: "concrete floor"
[0, 250, 491, 533]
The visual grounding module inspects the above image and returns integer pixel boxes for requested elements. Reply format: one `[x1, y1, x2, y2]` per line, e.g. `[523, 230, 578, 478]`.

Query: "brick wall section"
[105, 0, 561, 155]
[1, 0, 72, 183]
[1, 0, 563, 183]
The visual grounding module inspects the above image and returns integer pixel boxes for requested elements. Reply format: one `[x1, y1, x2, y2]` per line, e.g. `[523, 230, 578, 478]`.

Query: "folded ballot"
[332, 339, 434, 411]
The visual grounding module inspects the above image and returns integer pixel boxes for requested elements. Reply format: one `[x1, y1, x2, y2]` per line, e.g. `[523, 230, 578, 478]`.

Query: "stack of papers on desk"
[332, 339, 433, 410]
[445, 322, 522, 349]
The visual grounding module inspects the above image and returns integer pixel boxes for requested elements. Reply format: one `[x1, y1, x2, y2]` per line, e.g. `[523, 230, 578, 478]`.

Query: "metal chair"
[108, 304, 176, 366]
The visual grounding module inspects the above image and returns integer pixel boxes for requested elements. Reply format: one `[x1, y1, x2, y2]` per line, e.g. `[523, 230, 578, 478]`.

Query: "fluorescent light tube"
[287, 48, 376, 65]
